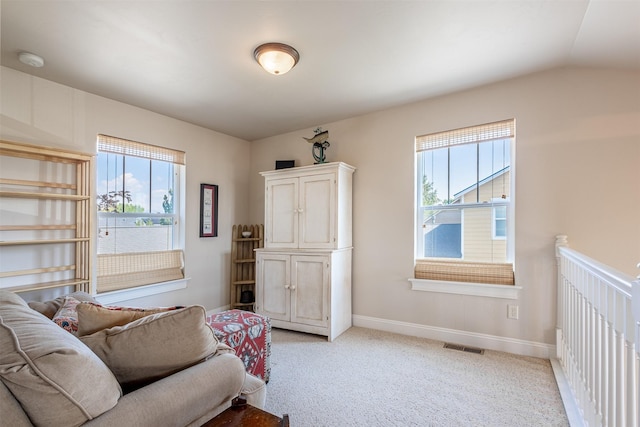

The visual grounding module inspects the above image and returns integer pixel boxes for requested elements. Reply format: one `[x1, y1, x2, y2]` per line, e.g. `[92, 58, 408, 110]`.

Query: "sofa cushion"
[27, 291, 97, 319]
[76, 302, 183, 336]
[79, 305, 219, 391]
[0, 291, 122, 427]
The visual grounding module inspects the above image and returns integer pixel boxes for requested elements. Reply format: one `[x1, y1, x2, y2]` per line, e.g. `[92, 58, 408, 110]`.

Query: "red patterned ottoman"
[206, 310, 271, 383]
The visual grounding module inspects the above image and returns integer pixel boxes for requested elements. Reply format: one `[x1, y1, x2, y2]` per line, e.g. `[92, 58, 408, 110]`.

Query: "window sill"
[409, 278, 521, 300]
[95, 277, 190, 305]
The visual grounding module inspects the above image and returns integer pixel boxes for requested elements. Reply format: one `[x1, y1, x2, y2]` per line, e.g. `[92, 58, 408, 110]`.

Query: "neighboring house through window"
[415, 119, 515, 285]
[96, 135, 185, 294]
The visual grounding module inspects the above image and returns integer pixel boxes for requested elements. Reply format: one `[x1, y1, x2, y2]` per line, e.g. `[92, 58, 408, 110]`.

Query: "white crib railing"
[555, 235, 640, 427]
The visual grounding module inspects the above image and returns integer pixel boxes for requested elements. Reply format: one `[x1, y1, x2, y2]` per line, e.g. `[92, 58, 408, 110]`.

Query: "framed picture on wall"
[200, 183, 218, 237]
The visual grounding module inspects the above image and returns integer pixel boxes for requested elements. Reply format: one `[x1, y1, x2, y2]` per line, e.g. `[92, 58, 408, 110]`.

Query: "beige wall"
[2, 65, 638, 349]
[249, 67, 640, 346]
[1, 66, 252, 310]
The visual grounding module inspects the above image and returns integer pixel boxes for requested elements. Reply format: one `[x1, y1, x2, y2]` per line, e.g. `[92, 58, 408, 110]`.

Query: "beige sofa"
[0, 291, 266, 426]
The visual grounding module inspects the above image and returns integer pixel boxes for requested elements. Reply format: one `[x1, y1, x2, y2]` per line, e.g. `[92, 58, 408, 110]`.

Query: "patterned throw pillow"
[51, 297, 183, 336]
[28, 291, 97, 319]
[52, 296, 82, 335]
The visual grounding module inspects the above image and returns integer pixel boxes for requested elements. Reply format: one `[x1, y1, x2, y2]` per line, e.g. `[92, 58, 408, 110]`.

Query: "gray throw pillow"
[79, 305, 220, 391]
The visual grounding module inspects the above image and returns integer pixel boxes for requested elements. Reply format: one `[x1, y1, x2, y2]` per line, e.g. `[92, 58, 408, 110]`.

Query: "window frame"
[95, 135, 186, 297]
[413, 120, 516, 290]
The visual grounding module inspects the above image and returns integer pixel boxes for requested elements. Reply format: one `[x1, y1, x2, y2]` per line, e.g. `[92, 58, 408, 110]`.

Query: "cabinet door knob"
[297, 208, 304, 213]
[284, 284, 290, 289]
[290, 285, 296, 291]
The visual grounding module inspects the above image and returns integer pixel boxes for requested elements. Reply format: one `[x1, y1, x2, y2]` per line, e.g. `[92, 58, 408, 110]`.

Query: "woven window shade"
[416, 119, 515, 152]
[98, 134, 185, 165]
[415, 260, 514, 285]
[97, 250, 184, 293]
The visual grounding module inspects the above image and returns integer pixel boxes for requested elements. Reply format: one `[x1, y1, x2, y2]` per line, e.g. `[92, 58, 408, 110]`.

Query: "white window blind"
[415, 119, 515, 152]
[414, 260, 514, 285]
[98, 134, 185, 165]
[97, 250, 184, 293]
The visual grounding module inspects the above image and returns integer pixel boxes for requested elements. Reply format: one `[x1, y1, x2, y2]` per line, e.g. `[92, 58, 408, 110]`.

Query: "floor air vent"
[443, 343, 485, 355]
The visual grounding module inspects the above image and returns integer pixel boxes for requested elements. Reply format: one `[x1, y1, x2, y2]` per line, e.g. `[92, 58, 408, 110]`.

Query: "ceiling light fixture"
[254, 43, 299, 75]
[18, 51, 45, 68]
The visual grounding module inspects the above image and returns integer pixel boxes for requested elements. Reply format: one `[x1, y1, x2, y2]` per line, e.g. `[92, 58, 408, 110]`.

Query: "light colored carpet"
[264, 327, 569, 426]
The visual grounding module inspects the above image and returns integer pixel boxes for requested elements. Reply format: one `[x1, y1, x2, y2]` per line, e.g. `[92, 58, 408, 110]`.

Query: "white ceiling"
[2, 1, 639, 141]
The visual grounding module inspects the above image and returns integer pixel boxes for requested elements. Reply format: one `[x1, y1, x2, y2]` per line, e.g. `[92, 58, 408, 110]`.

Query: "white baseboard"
[206, 305, 231, 316]
[550, 358, 585, 427]
[352, 314, 555, 359]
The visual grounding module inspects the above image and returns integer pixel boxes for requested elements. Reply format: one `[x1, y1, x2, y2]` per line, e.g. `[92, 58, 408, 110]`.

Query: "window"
[96, 135, 185, 294]
[493, 204, 507, 239]
[414, 120, 515, 285]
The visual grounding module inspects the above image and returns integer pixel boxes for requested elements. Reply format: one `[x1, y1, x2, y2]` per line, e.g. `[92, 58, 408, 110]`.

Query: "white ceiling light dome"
[254, 43, 299, 75]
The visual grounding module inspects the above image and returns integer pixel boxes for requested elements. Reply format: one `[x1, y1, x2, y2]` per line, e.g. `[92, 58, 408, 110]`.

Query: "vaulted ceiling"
[2, 1, 639, 141]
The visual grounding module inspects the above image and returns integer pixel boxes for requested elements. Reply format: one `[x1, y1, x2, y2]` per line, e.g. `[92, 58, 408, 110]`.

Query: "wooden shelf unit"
[230, 224, 263, 311]
[0, 140, 94, 294]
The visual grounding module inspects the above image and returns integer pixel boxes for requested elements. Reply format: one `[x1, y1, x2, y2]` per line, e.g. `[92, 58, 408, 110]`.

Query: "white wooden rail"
[555, 235, 639, 427]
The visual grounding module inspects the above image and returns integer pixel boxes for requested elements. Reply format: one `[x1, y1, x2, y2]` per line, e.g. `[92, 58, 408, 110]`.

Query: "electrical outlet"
[507, 304, 519, 320]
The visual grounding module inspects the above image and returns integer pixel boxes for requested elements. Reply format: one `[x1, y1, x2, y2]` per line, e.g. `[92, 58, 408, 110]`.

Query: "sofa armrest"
[0, 380, 33, 427]
[85, 353, 246, 427]
[242, 373, 267, 409]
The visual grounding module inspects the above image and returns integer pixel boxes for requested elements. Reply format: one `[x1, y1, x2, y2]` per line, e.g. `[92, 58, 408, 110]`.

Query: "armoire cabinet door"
[265, 177, 298, 248]
[298, 173, 335, 249]
[290, 255, 329, 328]
[256, 253, 290, 322]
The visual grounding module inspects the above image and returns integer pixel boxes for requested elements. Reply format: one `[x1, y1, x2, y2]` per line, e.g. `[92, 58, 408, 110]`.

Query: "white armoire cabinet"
[256, 162, 355, 341]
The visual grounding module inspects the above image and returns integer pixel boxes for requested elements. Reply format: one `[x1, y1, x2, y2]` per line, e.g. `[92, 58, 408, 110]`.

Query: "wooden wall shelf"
[0, 191, 89, 200]
[0, 238, 90, 246]
[0, 140, 93, 294]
